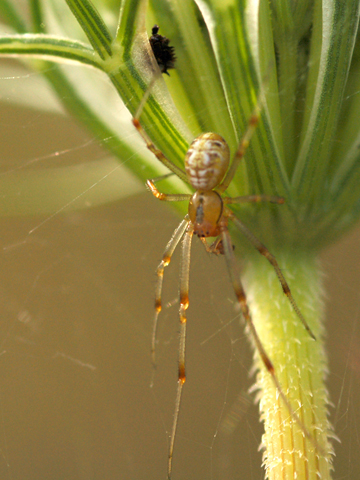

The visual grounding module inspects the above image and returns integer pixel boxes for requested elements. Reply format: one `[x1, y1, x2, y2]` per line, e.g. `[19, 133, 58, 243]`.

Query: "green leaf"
[269, 0, 313, 168]
[30, 0, 46, 33]
[65, 0, 113, 59]
[293, 0, 360, 209]
[0, 34, 102, 68]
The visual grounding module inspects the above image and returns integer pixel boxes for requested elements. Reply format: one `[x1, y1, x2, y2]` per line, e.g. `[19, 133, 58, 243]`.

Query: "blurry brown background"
[0, 91, 359, 480]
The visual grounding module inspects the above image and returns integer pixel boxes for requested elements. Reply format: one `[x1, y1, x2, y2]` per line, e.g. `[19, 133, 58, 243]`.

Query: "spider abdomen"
[185, 133, 230, 191]
[188, 190, 225, 237]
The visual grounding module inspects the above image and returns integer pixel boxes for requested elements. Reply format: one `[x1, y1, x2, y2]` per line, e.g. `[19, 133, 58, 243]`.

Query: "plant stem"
[243, 251, 333, 480]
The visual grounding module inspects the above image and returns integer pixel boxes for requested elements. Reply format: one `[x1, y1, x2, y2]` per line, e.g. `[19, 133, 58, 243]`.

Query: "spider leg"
[225, 194, 284, 205]
[133, 75, 159, 124]
[168, 223, 194, 480]
[152, 218, 189, 367]
[132, 115, 188, 184]
[219, 224, 323, 452]
[199, 236, 221, 254]
[198, 236, 232, 256]
[147, 178, 191, 202]
[220, 223, 275, 372]
[217, 89, 267, 194]
[227, 211, 316, 340]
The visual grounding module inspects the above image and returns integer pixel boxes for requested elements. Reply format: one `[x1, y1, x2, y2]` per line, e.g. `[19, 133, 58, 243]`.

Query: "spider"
[132, 27, 317, 479]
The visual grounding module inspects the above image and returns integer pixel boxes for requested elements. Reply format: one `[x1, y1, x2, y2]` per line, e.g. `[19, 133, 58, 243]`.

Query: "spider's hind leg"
[228, 211, 316, 340]
[219, 222, 322, 452]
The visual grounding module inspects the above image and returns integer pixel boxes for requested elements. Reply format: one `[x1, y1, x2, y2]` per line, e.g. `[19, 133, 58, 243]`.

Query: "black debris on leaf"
[149, 25, 176, 76]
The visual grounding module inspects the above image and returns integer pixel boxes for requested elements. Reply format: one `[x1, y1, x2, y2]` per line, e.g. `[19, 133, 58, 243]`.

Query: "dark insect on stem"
[149, 25, 176, 75]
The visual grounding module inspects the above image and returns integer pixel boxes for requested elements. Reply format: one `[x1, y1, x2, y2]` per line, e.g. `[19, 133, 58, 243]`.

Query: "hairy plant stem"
[243, 251, 333, 480]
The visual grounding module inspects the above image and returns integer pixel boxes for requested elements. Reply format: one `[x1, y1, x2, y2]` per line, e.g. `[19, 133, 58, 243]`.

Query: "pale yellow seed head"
[185, 133, 230, 191]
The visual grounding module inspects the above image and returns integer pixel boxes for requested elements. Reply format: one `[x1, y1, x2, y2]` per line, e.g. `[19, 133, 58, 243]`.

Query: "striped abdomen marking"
[185, 133, 230, 191]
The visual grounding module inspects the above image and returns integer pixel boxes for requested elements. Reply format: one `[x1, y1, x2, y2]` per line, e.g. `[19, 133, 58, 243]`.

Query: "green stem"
[243, 251, 333, 480]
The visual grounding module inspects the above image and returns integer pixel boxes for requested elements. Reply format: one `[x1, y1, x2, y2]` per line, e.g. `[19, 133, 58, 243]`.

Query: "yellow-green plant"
[1, 0, 360, 478]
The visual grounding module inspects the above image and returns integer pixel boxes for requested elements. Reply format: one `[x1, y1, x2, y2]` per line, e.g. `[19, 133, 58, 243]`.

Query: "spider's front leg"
[132, 116, 188, 183]
[147, 177, 191, 202]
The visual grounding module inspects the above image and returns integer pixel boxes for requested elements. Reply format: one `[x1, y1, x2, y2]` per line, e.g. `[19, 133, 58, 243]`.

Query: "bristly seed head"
[185, 133, 230, 191]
